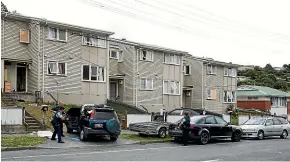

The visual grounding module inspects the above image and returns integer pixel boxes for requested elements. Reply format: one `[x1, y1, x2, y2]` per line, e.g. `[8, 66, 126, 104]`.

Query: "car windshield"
[243, 118, 265, 125]
[94, 111, 118, 120]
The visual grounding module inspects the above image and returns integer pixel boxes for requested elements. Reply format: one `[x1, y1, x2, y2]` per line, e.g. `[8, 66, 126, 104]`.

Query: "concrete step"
[26, 123, 40, 126]
[27, 126, 41, 129]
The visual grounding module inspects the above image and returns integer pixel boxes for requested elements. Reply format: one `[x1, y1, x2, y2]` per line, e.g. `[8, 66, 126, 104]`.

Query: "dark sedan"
[168, 115, 242, 145]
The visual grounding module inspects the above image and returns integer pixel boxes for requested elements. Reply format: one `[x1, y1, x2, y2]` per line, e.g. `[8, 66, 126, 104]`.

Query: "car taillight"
[90, 110, 95, 119]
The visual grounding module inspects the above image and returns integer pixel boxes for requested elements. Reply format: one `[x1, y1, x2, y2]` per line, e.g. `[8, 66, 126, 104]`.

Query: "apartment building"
[1, 12, 114, 104]
[183, 54, 240, 114]
[108, 38, 187, 112]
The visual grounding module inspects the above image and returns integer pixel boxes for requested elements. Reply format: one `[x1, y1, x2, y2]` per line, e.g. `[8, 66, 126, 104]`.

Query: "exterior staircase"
[1, 93, 17, 107]
[24, 111, 44, 133]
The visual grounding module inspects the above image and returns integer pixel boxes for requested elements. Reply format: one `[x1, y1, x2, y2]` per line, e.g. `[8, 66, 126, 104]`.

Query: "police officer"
[182, 112, 190, 146]
[59, 106, 66, 137]
[51, 107, 65, 143]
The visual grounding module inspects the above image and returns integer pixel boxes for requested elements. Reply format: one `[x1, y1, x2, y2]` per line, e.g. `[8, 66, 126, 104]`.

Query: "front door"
[110, 82, 117, 100]
[264, 119, 274, 136]
[16, 66, 26, 92]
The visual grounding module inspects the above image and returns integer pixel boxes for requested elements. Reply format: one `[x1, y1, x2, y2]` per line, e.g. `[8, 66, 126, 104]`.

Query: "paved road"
[2, 137, 290, 161]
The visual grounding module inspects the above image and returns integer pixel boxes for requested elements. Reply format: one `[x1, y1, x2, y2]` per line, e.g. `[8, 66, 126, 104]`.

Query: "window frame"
[206, 88, 217, 100]
[82, 35, 107, 48]
[109, 50, 119, 59]
[183, 65, 191, 75]
[19, 29, 30, 43]
[140, 78, 154, 91]
[47, 27, 67, 42]
[223, 91, 236, 103]
[164, 53, 181, 65]
[207, 64, 217, 75]
[47, 61, 67, 76]
[139, 50, 154, 62]
[205, 116, 218, 124]
[214, 116, 228, 125]
[81, 64, 106, 82]
[163, 80, 181, 95]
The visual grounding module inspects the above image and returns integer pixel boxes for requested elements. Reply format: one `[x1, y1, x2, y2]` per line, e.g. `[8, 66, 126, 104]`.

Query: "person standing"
[51, 107, 65, 143]
[182, 112, 190, 146]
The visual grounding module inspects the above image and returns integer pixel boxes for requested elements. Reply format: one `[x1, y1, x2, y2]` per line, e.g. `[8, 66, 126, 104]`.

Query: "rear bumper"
[168, 130, 182, 137]
[84, 127, 120, 137]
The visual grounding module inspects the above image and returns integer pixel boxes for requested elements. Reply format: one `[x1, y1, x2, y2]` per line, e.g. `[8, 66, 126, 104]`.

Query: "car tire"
[80, 129, 88, 141]
[198, 131, 210, 145]
[280, 130, 288, 139]
[110, 136, 118, 141]
[257, 130, 264, 140]
[158, 128, 167, 138]
[231, 131, 241, 142]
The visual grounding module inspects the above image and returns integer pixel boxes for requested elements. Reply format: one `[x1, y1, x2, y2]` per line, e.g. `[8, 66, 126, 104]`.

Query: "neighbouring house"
[287, 92, 290, 115]
[183, 55, 240, 114]
[238, 65, 255, 71]
[237, 85, 288, 116]
[108, 38, 187, 112]
[1, 12, 114, 104]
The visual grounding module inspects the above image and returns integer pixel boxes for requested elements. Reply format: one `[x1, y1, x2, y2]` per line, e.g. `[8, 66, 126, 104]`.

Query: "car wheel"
[110, 136, 118, 141]
[280, 130, 288, 139]
[231, 131, 241, 142]
[198, 131, 209, 145]
[257, 130, 264, 140]
[158, 128, 167, 138]
[80, 129, 88, 141]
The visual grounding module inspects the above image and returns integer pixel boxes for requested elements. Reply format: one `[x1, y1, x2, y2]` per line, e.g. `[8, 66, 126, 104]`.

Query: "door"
[272, 118, 283, 135]
[264, 119, 274, 136]
[16, 66, 26, 92]
[215, 116, 232, 137]
[203, 116, 221, 137]
[110, 82, 117, 100]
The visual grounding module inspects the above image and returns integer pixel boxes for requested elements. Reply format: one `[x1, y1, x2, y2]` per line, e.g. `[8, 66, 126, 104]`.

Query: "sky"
[2, 0, 290, 67]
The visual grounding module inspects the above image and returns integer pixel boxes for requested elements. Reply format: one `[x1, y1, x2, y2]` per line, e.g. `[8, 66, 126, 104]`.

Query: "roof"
[109, 38, 187, 55]
[237, 85, 288, 97]
[1, 12, 114, 36]
[286, 92, 290, 97]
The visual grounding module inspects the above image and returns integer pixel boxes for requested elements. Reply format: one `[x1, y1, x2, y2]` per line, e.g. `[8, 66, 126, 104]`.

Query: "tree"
[274, 80, 288, 91]
[1, 2, 8, 12]
[264, 63, 274, 71]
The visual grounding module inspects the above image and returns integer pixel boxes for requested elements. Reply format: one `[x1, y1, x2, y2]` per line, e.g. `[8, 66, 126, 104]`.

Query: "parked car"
[66, 104, 121, 141]
[168, 115, 242, 145]
[128, 121, 171, 138]
[240, 117, 290, 140]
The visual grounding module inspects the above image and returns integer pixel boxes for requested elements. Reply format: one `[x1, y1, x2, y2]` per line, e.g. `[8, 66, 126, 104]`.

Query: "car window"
[243, 118, 265, 125]
[273, 118, 282, 125]
[265, 119, 274, 126]
[205, 116, 217, 124]
[94, 111, 118, 120]
[196, 118, 205, 124]
[169, 110, 182, 115]
[215, 116, 227, 125]
[182, 110, 190, 115]
[277, 118, 289, 124]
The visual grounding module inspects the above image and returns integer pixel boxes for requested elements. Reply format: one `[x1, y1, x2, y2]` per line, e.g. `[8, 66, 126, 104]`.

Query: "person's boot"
[62, 134, 65, 137]
[58, 141, 65, 143]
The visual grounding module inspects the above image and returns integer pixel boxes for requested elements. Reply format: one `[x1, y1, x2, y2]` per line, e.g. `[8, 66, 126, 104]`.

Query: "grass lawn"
[1, 136, 46, 148]
[120, 134, 173, 142]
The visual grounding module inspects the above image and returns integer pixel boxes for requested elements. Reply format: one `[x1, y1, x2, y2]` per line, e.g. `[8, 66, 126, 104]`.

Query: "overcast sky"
[3, 0, 290, 67]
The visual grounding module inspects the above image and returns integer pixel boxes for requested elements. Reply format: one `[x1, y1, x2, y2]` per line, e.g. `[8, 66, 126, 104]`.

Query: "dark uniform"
[182, 113, 190, 146]
[51, 109, 65, 143]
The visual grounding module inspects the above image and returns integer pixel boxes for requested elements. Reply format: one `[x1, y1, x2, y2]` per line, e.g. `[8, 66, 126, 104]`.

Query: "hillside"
[238, 64, 290, 91]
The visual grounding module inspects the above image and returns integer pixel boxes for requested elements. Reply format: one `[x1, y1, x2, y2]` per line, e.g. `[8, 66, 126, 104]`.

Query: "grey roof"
[1, 12, 114, 36]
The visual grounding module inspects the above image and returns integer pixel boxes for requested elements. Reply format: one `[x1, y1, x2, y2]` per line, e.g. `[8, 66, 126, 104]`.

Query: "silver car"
[240, 117, 290, 140]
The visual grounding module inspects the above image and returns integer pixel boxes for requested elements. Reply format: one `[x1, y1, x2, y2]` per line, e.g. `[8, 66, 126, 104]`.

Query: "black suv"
[66, 105, 121, 141]
[168, 115, 242, 145]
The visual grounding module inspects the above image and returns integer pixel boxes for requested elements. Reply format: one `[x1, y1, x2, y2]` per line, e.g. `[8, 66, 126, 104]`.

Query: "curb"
[1, 139, 173, 152]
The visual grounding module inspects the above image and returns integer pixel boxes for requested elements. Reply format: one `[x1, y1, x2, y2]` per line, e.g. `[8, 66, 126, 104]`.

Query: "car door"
[215, 116, 232, 137]
[272, 118, 283, 135]
[264, 119, 274, 136]
[203, 116, 221, 137]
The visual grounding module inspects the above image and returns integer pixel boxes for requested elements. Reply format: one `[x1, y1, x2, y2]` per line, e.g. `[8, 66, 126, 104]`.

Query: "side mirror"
[226, 122, 230, 126]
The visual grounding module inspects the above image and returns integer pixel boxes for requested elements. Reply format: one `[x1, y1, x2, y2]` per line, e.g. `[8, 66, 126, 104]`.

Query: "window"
[139, 50, 153, 61]
[215, 116, 227, 125]
[48, 27, 67, 41]
[163, 80, 180, 95]
[206, 88, 217, 100]
[47, 61, 66, 75]
[140, 78, 153, 90]
[224, 91, 236, 103]
[197, 118, 205, 124]
[118, 51, 123, 62]
[82, 36, 107, 48]
[273, 118, 281, 125]
[207, 65, 216, 74]
[224, 68, 236, 77]
[277, 118, 289, 124]
[224, 68, 228, 76]
[265, 119, 274, 126]
[279, 97, 287, 107]
[271, 97, 278, 107]
[184, 65, 191, 75]
[110, 50, 118, 59]
[205, 116, 217, 124]
[19, 29, 29, 43]
[82, 65, 105, 82]
[164, 54, 180, 65]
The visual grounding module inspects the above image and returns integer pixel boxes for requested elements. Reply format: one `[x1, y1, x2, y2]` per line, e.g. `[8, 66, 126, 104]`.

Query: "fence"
[1, 107, 23, 125]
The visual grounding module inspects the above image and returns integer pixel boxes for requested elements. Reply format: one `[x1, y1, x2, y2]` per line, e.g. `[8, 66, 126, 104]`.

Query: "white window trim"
[224, 68, 229, 76]
[47, 61, 67, 76]
[223, 91, 236, 103]
[139, 50, 154, 62]
[224, 67, 237, 77]
[19, 29, 30, 43]
[207, 64, 217, 75]
[118, 51, 123, 62]
[163, 80, 181, 95]
[164, 53, 181, 65]
[140, 78, 154, 91]
[81, 65, 106, 83]
[82, 36, 107, 48]
[109, 50, 119, 60]
[184, 65, 191, 75]
[47, 27, 67, 42]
